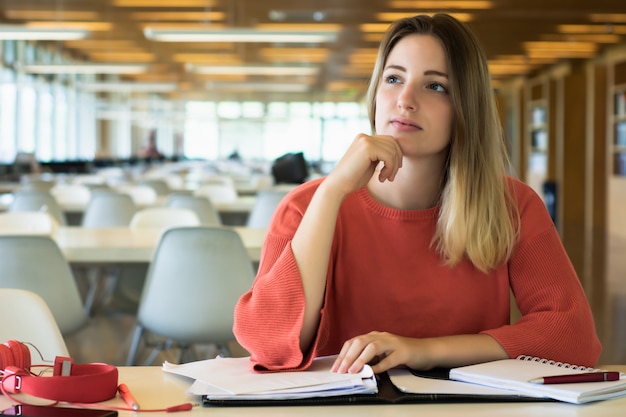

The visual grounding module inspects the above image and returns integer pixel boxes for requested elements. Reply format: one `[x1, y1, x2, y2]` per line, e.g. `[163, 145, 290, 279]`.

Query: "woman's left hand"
[331, 331, 429, 374]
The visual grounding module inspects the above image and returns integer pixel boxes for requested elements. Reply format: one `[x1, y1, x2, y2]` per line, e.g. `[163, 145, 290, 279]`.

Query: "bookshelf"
[612, 85, 626, 176]
[526, 99, 549, 198]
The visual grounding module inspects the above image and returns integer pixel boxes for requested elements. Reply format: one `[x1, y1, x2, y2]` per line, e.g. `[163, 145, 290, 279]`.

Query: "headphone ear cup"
[2, 340, 31, 371]
[6, 340, 31, 370]
[0, 344, 13, 370]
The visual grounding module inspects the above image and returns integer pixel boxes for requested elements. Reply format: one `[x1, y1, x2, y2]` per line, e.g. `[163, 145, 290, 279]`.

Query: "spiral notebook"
[449, 356, 626, 404]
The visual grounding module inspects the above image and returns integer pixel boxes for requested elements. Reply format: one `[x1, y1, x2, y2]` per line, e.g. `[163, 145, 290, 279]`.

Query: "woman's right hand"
[324, 133, 403, 197]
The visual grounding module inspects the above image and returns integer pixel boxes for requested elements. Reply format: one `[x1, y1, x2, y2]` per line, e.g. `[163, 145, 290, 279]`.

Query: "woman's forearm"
[291, 180, 347, 351]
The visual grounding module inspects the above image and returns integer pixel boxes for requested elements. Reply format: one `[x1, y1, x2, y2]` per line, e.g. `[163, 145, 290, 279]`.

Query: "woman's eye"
[428, 82, 447, 93]
[384, 75, 400, 84]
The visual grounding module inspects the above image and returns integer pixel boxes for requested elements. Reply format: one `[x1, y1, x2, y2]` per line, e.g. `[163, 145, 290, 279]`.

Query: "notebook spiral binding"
[515, 355, 602, 372]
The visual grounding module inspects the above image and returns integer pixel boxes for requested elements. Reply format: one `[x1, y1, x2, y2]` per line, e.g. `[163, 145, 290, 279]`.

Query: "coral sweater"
[233, 177, 601, 371]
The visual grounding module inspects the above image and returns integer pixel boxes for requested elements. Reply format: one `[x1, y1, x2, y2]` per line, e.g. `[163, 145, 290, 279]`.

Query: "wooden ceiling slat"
[0, 0, 625, 101]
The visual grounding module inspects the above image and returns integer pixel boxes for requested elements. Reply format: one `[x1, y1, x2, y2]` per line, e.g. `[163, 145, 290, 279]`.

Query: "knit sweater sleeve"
[233, 181, 322, 372]
[482, 181, 602, 367]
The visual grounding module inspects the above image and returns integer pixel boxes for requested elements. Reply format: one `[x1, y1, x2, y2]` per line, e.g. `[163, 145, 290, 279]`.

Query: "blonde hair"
[366, 14, 519, 272]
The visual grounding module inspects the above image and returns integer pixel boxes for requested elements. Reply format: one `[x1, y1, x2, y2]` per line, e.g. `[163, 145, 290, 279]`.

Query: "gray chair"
[103, 206, 200, 316]
[0, 288, 69, 362]
[138, 179, 171, 196]
[166, 194, 222, 226]
[81, 190, 137, 228]
[126, 227, 255, 365]
[79, 191, 138, 314]
[0, 235, 89, 336]
[9, 189, 67, 226]
[246, 189, 288, 228]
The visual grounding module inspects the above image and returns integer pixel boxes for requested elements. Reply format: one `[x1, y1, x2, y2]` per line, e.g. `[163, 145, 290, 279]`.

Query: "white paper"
[162, 355, 375, 396]
[388, 368, 540, 397]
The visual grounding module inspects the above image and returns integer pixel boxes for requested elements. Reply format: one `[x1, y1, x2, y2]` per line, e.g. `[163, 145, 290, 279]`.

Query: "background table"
[54, 226, 265, 264]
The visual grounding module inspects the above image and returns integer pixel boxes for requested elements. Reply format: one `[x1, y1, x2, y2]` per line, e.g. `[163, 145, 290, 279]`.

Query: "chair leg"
[142, 338, 172, 366]
[126, 324, 144, 366]
[83, 266, 101, 316]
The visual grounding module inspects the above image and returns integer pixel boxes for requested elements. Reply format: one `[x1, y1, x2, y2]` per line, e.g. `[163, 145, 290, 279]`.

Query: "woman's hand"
[330, 331, 510, 375]
[324, 133, 403, 198]
[331, 331, 428, 374]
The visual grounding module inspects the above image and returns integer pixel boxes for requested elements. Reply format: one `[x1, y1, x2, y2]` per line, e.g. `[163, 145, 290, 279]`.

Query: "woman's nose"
[397, 86, 417, 111]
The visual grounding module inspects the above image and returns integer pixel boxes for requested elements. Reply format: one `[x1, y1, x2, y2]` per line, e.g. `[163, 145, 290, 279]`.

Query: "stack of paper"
[162, 355, 377, 400]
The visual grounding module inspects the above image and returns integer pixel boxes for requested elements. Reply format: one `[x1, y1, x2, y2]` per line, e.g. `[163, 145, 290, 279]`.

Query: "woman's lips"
[390, 118, 421, 131]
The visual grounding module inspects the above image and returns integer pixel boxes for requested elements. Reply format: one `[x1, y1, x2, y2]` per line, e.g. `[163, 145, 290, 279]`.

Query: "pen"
[118, 383, 141, 410]
[529, 371, 621, 384]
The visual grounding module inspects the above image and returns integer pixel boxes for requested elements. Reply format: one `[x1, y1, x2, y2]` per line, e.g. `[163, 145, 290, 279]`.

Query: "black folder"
[202, 368, 547, 407]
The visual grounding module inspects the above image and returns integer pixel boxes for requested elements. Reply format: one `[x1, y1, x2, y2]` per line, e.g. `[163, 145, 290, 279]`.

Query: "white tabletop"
[2, 366, 625, 416]
[53, 226, 265, 263]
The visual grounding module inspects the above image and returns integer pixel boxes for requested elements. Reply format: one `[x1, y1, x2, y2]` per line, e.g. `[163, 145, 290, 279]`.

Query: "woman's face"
[374, 34, 453, 160]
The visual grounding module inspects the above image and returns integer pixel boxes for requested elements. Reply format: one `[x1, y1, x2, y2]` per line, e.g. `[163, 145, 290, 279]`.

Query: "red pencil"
[528, 372, 621, 384]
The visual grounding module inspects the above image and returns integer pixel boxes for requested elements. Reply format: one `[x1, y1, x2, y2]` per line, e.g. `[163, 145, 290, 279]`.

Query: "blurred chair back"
[0, 235, 88, 335]
[0, 212, 59, 234]
[19, 177, 55, 192]
[81, 191, 137, 228]
[106, 205, 199, 316]
[194, 183, 238, 203]
[116, 184, 158, 206]
[166, 194, 221, 226]
[138, 179, 170, 196]
[126, 227, 255, 365]
[50, 184, 91, 206]
[129, 207, 200, 230]
[9, 189, 67, 226]
[246, 189, 288, 228]
[0, 288, 70, 362]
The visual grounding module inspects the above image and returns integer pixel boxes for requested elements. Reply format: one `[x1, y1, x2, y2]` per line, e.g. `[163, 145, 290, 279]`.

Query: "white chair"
[116, 184, 158, 206]
[246, 189, 288, 228]
[126, 227, 255, 365]
[0, 235, 89, 336]
[78, 191, 138, 314]
[19, 178, 55, 192]
[194, 183, 238, 204]
[166, 194, 222, 226]
[50, 184, 92, 206]
[0, 211, 59, 234]
[138, 179, 171, 196]
[104, 207, 201, 315]
[9, 189, 67, 226]
[0, 288, 69, 362]
[81, 191, 137, 228]
[129, 207, 200, 229]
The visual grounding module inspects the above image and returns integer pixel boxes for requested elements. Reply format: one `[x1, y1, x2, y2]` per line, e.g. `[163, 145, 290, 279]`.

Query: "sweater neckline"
[356, 187, 440, 221]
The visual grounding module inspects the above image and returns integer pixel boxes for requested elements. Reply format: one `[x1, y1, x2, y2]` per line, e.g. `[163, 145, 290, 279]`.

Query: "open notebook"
[449, 356, 626, 404]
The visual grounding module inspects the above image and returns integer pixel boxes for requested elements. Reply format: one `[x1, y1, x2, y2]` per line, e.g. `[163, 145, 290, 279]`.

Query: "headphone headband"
[1, 341, 118, 403]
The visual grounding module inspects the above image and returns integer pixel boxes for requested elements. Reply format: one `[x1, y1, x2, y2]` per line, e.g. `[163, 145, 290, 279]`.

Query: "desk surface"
[53, 226, 265, 263]
[2, 366, 625, 417]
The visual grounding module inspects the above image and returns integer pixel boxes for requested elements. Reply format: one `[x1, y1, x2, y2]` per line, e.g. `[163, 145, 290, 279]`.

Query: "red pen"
[118, 383, 141, 410]
[528, 371, 621, 384]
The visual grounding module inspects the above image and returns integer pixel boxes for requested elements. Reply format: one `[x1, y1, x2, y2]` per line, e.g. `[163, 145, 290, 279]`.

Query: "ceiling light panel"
[0, 25, 88, 40]
[389, 0, 493, 8]
[113, 0, 216, 6]
[144, 28, 338, 43]
[191, 65, 319, 76]
[21, 63, 148, 75]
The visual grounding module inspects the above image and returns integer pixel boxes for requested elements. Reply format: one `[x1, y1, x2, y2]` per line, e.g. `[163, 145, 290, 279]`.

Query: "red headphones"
[0, 340, 118, 403]
[0, 340, 194, 413]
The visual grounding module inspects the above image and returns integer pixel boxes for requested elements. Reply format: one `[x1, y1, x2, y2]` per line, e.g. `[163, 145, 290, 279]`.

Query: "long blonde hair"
[366, 14, 519, 272]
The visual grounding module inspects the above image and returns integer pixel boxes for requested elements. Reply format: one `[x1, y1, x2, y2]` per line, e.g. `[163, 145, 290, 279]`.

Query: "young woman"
[233, 14, 601, 374]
